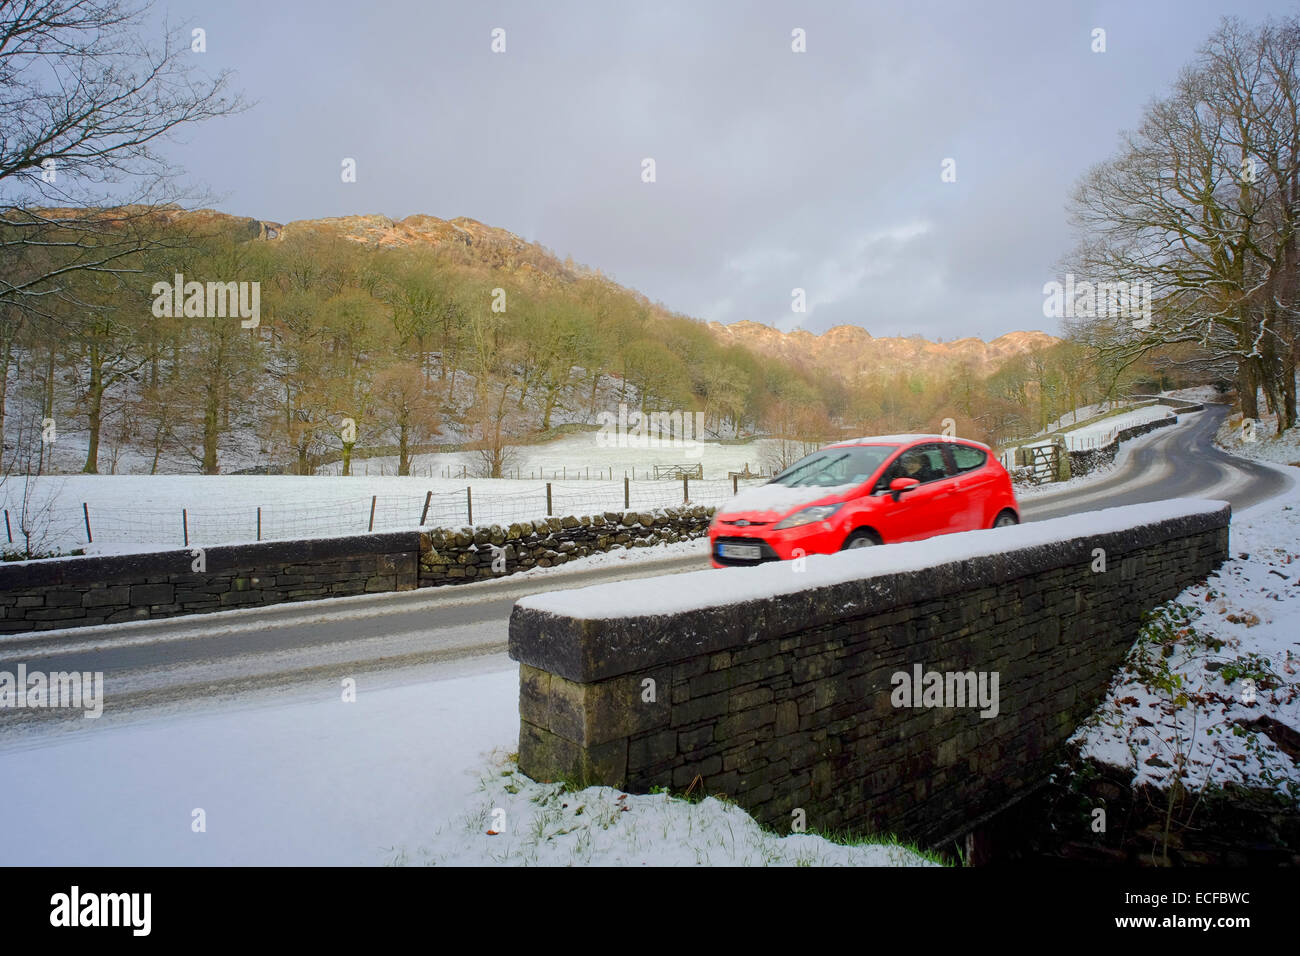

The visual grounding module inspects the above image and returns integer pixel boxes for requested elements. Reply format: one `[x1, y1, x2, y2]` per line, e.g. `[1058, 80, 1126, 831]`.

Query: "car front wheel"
[841, 529, 881, 549]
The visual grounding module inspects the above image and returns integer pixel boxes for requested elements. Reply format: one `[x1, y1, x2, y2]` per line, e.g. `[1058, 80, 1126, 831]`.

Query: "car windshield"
[769, 445, 899, 488]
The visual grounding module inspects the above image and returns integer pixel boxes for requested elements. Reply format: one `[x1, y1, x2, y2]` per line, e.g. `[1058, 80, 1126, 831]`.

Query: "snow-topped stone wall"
[508, 500, 1231, 849]
[0, 506, 715, 633]
[0, 532, 423, 633]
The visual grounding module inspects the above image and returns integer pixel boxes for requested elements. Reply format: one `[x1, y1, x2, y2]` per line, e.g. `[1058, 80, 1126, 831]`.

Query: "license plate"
[719, 543, 762, 560]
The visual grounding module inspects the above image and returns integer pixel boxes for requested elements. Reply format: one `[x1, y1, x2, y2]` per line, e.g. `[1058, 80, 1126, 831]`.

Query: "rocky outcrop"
[707, 319, 1059, 382]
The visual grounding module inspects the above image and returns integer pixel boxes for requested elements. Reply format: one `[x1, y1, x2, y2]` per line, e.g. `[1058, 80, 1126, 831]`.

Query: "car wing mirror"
[888, 477, 920, 501]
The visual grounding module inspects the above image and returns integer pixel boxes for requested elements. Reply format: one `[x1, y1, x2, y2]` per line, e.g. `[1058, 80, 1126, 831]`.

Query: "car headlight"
[772, 504, 842, 530]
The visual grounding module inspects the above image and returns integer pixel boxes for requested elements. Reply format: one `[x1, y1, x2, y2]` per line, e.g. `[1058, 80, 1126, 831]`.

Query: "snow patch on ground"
[1162, 385, 1223, 404]
[1215, 405, 1300, 467]
[510, 536, 709, 577]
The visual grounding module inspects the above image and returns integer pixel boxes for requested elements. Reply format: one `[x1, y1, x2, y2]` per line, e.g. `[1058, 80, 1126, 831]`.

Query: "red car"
[709, 434, 1020, 568]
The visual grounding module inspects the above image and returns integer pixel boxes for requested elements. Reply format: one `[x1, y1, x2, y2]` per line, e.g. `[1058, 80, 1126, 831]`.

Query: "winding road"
[0, 403, 1290, 731]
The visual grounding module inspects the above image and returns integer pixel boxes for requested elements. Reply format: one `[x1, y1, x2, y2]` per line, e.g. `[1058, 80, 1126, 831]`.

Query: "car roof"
[827, 434, 992, 451]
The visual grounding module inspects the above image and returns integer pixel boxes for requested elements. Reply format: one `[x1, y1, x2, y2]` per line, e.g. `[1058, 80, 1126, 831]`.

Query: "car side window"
[883, 444, 952, 486]
[950, 444, 987, 473]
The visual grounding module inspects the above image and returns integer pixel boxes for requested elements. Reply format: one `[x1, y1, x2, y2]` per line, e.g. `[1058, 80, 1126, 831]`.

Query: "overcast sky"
[158, 0, 1299, 341]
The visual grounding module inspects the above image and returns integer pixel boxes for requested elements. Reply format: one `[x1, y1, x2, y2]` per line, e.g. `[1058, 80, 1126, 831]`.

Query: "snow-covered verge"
[0, 657, 935, 866]
[1162, 385, 1223, 404]
[506, 535, 708, 578]
[1073, 480, 1300, 802]
[1214, 404, 1300, 467]
[391, 753, 937, 867]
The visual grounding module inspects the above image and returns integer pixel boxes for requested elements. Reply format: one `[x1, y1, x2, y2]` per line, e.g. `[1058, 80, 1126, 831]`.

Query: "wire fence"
[1064, 428, 1120, 452]
[4, 477, 772, 552]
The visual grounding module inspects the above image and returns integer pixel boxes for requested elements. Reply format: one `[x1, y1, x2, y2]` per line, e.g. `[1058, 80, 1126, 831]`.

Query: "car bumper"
[708, 522, 848, 567]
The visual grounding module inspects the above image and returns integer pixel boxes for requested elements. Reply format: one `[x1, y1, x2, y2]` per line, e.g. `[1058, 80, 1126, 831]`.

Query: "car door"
[874, 443, 958, 541]
[942, 442, 995, 531]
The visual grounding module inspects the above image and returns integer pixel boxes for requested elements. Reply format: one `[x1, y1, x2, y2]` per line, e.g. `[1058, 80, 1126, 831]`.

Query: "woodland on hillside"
[0, 213, 1194, 478]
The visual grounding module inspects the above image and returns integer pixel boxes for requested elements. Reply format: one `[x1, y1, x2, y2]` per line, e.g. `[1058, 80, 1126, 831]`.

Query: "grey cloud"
[161, 0, 1294, 340]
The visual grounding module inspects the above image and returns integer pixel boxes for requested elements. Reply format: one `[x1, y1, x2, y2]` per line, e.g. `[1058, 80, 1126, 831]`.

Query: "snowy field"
[1002, 403, 1181, 479]
[0, 398, 1199, 555]
[0, 432, 794, 554]
[317, 432, 783, 482]
[1040, 386, 1216, 435]
[1043, 400, 1127, 433]
[0, 472, 771, 555]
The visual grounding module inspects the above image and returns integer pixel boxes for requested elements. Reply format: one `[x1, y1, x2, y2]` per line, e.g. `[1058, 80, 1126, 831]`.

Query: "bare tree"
[467, 374, 524, 479]
[0, 0, 243, 316]
[1, 407, 64, 558]
[370, 363, 439, 476]
[1067, 16, 1300, 435]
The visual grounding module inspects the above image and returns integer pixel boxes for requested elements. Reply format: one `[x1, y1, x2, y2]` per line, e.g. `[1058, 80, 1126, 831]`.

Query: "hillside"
[4, 206, 1082, 478]
[275, 212, 1057, 375]
[68, 205, 1058, 371]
